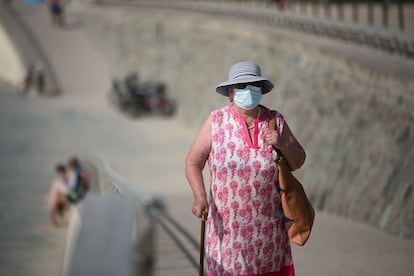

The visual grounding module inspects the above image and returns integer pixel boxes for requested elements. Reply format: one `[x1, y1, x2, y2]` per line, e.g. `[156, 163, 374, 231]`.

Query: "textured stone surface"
[67, 3, 414, 238]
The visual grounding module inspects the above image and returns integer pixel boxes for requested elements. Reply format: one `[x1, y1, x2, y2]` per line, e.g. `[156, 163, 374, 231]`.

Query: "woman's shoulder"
[262, 106, 284, 119]
[211, 105, 231, 116]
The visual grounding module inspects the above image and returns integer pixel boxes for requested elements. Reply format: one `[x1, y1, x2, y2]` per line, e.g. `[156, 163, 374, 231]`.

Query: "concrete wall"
[0, 7, 60, 95]
[0, 21, 25, 88]
[68, 4, 414, 239]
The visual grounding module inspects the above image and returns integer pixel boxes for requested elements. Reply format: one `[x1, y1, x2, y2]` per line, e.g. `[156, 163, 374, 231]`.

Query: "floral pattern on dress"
[206, 104, 294, 276]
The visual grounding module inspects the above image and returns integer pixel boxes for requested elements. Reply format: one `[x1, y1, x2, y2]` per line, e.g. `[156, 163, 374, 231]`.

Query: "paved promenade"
[0, 2, 413, 276]
[0, 3, 195, 276]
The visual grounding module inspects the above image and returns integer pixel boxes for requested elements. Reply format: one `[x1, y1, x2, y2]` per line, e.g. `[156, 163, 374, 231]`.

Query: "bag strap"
[268, 111, 284, 164]
[268, 110, 276, 132]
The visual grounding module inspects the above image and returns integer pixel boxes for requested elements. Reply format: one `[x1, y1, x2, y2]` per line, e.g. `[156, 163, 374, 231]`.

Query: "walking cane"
[199, 210, 208, 276]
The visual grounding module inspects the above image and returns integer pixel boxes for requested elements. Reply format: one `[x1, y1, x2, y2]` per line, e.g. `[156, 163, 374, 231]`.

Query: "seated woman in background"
[45, 164, 70, 227]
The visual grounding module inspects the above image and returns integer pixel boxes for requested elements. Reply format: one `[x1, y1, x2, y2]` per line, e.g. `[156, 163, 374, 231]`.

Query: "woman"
[185, 61, 306, 276]
[45, 164, 70, 227]
[48, 0, 63, 26]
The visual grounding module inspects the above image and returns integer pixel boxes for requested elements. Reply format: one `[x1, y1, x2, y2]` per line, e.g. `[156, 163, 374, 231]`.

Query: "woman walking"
[186, 61, 306, 275]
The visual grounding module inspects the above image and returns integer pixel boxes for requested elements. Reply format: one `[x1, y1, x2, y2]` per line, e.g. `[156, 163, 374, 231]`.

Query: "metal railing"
[96, 0, 414, 58]
[291, 0, 407, 32]
[162, 1, 410, 33]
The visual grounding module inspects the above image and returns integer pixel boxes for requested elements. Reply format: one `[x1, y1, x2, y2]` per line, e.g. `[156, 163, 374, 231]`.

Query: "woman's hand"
[264, 129, 287, 150]
[192, 197, 208, 218]
[264, 121, 306, 170]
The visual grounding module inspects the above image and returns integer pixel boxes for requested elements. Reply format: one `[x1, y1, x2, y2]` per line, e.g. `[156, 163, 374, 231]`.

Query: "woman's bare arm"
[185, 114, 212, 217]
[265, 121, 306, 171]
[277, 122, 306, 170]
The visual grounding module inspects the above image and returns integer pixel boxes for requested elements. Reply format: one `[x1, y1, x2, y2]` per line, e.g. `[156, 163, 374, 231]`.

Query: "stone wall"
[68, 4, 414, 239]
[0, 8, 60, 95]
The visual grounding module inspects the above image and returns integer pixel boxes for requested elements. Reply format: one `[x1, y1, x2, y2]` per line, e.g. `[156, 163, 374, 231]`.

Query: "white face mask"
[233, 85, 262, 110]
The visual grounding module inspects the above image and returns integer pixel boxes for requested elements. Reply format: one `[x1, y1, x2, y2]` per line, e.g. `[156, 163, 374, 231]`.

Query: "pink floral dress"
[206, 104, 294, 276]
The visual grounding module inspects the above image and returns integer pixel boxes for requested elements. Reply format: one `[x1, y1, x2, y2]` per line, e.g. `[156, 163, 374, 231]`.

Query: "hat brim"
[216, 76, 274, 96]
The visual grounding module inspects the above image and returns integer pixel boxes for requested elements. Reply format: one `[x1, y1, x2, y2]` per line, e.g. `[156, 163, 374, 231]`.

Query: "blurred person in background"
[186, 61, 305, 275]
[19, 62, 46, 96]
[34, 63, 45, 94]
[45, 164, 70, 227]
[48, 0, 63, 26]
[67, 157, 89, 203]
[275, 0, 288, 11]
[19, 64, 34, 96]
[3, 0, 13, 7]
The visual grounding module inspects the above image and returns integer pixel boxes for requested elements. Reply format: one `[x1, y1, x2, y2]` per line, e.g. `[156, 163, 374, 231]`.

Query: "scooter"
[109, 73, 175, 117]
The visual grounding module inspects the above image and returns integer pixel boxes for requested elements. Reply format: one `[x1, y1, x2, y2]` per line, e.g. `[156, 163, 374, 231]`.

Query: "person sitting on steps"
[67, 157, 89, 203]
[45, 164, 70, 227]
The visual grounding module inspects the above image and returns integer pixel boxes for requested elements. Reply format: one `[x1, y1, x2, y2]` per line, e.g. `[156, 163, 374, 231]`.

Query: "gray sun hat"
[216, 61, 274, 96]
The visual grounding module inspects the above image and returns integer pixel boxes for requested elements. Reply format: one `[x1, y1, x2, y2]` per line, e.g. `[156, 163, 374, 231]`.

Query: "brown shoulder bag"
[269, 111, 315, 246]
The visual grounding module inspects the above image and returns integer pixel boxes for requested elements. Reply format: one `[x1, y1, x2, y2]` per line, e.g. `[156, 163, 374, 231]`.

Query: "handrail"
[62, 154, 165, 276]
[83, 153, 166, 216]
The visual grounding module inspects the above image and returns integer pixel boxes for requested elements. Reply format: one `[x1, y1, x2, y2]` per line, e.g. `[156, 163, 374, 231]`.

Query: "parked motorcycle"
[109, 72, 175, 117]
